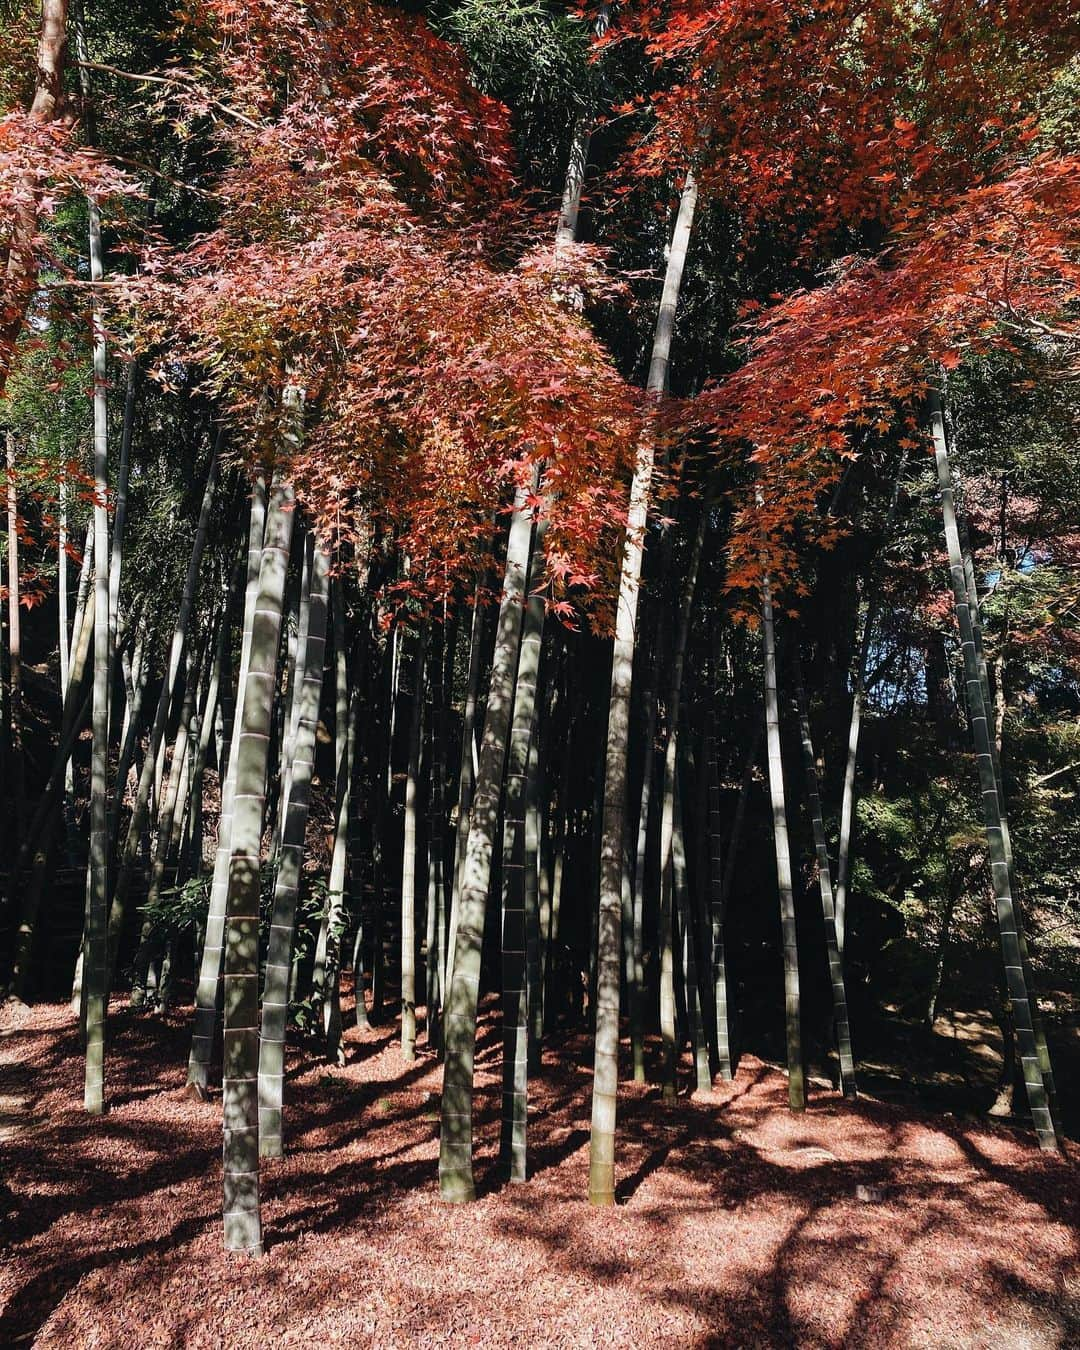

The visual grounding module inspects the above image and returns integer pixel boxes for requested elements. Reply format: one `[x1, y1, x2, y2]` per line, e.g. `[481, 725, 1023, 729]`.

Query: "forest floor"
[1, 993, 1077, 1349]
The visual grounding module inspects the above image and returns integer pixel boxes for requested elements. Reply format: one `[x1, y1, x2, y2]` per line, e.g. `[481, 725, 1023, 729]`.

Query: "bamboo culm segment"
[223, 465, 297, 1256]
[439, 475, 535, 1203]
[928, 389, 1057, 1152]
[258, 539, 329, 1158]
[590, 169, 699, 1204]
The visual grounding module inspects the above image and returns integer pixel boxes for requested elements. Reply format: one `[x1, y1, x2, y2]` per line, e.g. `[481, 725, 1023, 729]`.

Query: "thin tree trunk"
[108, 438, 221, 973]
[657, 510, 706, 1100]
[761, 570, 805, 1112]
[956, 508, 1061, 1132]
[499, 515, 545, 1180]
[446, 579, 486, 989]
[834, 450, 908, 950]
[672, 768, 709, 1092]
[258, 541, 328, 1157]
[130, 640, 205, 1004]
[793, 658, 856, 1098]
[223, 460, 297, 1256]
[928, 388, 1057, 1151]
[926, 876, 960, 1028]
[400, 624, 427, 1061]
[83, 162, 110, 1113]
[57, 475, 76, 862]
[271, 531, 311, 858]
[425, 616, 448, 1053]
[70, 516, 94, 670]
[6, 433, 26, 845]
[323, 576, 356, 1064]
[107, 360, 137, 702]
[544, 672, 573, 1029]
[589, 169, 699, 1206]
[187, 561, 239, 879]
[187, 474, 267, 1091]
[0, 0, 72, 396]
[629, 615, 661, 1084]
[705, 720, 733, 1080]
[351, 622, 373, 1034]
[109, 620, 147, 849]
[439, 476, 535, 1203]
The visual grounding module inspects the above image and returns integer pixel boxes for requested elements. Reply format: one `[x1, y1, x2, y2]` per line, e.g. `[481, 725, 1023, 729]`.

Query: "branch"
[74, 60, 263, 132]
[1031, 761, 1080, 787]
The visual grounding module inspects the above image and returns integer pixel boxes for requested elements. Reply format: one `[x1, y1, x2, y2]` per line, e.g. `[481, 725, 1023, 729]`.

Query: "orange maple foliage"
[697, 154, 1080, 600]
[609, 0, 1080, 247]
[126, 0, 640, 616]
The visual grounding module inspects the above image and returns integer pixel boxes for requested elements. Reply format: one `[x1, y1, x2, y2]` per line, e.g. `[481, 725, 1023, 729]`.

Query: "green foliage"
[138, 874, 210, 944]
[433, 0, 597, 185]
[1038, 54, 1080, 154]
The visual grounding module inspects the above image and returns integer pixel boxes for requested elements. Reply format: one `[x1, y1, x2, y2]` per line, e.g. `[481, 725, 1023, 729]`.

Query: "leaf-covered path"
[1, 997, 1077, 1349]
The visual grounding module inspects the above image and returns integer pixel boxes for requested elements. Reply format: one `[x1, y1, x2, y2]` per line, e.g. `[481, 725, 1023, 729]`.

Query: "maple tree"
[703, 153, 1080, 600]
[0, 0, 1078, 1279]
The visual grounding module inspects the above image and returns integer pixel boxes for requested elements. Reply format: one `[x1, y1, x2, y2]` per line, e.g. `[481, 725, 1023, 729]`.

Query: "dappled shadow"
[2, 995, 1077, 1347]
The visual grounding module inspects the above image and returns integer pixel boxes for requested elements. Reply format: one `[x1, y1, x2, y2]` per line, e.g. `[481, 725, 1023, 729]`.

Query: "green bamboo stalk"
[400, 622, 427, 1061]
[108, 437, 221, 975]
[323, 576, 356, 1063]
[439, 476, 535, 1203]
[83, 155, 110, 1115]
[793, 657, 856, 1098]
[499, 514, 545, 1179]
[187, 475, 267, 1091]
[761, 568, 805, 1112]
[928, 388, 1057, 1151]
[589, 169, 699, 1205]
[258, 540, 328, 1157]
[223, 462, 297, 1255]
[704, 721, 733, 1080]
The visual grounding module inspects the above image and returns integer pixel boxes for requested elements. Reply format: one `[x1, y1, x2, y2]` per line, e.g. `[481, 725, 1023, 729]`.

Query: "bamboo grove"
[1, 0, 1078, 1254]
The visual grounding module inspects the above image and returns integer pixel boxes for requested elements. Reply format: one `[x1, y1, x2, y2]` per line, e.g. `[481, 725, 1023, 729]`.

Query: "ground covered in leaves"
[1, 994, 1077, 1349]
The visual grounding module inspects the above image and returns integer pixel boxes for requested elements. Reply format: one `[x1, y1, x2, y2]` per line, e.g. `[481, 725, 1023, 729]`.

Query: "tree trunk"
[258, 540, 328, 1157]
[130, 638, 206, 1005]
[926, 877, 960, 1028]
[761, 570, 805, 1112]
[629, 612, 662, 1085]
[793, 658, 856, 1098]
[956, 505, 1061, 1133]
[834, 450, 908, 950]
[589, 169, 698, 1206]
[223, 459, 297, 1255]
[271, 532, 312, 858]
[187, 474, 268, 1091]
[0, 0, 72, 396]
[425, 617, 448, 1053]
[323, 576, 356, 1063]
[400, 623, 427, 1061]
[657, 510, 706, 1100]
[106, 359, 137, 729]
[672, 765, 710, 1092]
[186, 560, 240, 880]
[108, 619, 148, 851]
[447, 577, 488, 991]
[108, 439, 221, 974]
[499, 515, 545, 1180]
[439, 476, 535, 1203]
[928, 388, 1057, 1151]
[705, 721, 734, 1080]
[6, 433, 26, 846]
[83, 167, 110, 1113]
